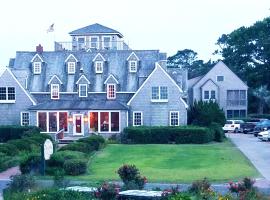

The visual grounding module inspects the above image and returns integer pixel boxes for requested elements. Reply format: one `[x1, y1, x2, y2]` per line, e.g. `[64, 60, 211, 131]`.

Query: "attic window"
[129, 61, 137, 73]
[33, 62, 41, 74]
[95, 61, 103, 73]
[217, 75, 224, 82]
[68, 62, 76, 74]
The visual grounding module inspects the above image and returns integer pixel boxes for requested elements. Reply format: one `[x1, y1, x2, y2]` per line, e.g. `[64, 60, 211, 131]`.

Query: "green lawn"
[77, 141, 259, 183]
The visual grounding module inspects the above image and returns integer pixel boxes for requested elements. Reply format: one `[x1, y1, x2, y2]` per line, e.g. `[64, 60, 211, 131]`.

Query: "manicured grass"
[77, 141, 259, 183]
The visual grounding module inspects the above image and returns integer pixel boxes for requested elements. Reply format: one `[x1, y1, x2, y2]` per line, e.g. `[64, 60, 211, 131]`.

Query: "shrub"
[78, 135, 106, 151]
[59, 142, 93, 154]
[188, 100, 226, 126]
[8, 174, 36, 192]
[20, 153, 41, 174]
[53, 169, 69, 188]
[63, 159, 87, 175]
[209, 122, 225, 142]
[0, 155, 20, 172]
[95, 182, 120, 200]
[188, 178, 211, 194]
[9, 138, 39, 152]
[0, 125, 37, 142]
[48, 150, 86, 168]
[122, 126, 214, 144]
[0, 143, 19, 156]
[117, 164, 147, 190]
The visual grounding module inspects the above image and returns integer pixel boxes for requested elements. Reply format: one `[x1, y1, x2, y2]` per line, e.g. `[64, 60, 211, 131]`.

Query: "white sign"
[44, 139, 53, 160]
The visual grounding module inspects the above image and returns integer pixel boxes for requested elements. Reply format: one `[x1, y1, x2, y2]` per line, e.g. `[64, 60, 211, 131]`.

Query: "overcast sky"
[1, 0, 269, 67]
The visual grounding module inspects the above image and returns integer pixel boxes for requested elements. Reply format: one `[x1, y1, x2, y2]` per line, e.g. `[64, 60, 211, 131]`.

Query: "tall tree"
[252, 85, 270, 114]
[167, 49, 214, 78]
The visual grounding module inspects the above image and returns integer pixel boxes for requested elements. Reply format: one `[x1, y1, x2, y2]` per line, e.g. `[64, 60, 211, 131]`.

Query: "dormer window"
[79, 84, 87, 97]
[107, 84, 116, 99]
[95, 61, 103, 73]
[33, 62, 41, 74]
[68, 62, 76, 74]
[129, 61, 137, 73]
[51, 84, 59, 99]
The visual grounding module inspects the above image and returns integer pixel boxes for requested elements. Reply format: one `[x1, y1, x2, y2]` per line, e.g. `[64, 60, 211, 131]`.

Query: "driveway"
[228, 133, 270, 181]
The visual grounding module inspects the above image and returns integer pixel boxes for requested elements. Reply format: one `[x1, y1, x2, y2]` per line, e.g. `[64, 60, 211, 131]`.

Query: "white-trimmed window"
[133, 112, 143, 126]
[107, 84, 116, 99]
[79, 84, 87, 97]
[33, 62, 41, 74]
[67, 62, 76, 74]
[151, 86, 168, 102]
[217, 75, 224, 82]
[204, 90, 209, 100]
[103, 36, 111, 50]
[95, 61, 103, 73]
[90, 36, 99, 49]
[0, 87, 15, 103]
[170, 111, 179, 126]
[51, 84, 59, 99]
[21, 112, 30, 126]
[129, 61, 137, 72]
[210, 90, 216, 99]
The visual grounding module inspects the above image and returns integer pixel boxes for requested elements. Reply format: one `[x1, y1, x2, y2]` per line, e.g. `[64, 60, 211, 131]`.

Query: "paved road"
[228, 133, 270, 181]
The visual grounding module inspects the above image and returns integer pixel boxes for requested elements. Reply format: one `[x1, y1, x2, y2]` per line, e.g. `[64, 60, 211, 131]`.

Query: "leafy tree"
[167, 49, 214, 78]
[188, 101, 226, 126]
[252, 85, 270, 114]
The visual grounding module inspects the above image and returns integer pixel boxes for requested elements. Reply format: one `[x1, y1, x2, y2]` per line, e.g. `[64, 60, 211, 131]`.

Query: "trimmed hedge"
[63, 159, 88, 175]
[77, 135, 106, 151]
[209, 122, 225, 142]
[20, 154, 41, 174]
[122, 126, 214, 144]
[0, 126, 38, 142]
[59, 142, 92, 154]
[48, 150, 86, 168]
[0, 143, 19, 156]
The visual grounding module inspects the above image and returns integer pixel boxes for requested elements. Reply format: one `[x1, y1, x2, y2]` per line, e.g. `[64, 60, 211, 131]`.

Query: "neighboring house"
[2, 23, 188, 138]
[188, 61, 248, 119]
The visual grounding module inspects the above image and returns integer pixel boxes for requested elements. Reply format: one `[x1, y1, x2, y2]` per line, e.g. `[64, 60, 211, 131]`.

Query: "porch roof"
[28, 100, 129, 111]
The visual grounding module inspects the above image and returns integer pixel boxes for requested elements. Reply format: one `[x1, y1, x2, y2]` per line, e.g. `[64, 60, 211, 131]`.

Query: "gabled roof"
[104, 74, 119, 84]
[127, 63, 188, 108]
[76, 75, 90, 84]
[69, 23, 123, 38]
[200, 79, 218, 88]
[48, 75, 63, 85]
[64, 54, 78, 63]
[0, 67, 36, 105]
[127, 52, 139, 61]
[92, 53, 106, 62]
[31, 54, 44, 62]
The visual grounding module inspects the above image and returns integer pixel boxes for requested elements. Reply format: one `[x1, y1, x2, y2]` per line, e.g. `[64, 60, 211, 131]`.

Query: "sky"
[0, 0, 269, 67]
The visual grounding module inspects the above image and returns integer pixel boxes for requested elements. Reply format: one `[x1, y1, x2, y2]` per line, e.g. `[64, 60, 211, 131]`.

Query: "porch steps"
[58, 136, 84, 144]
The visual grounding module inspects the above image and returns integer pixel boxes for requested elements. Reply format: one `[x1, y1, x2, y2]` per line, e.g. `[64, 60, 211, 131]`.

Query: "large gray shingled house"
[0, 23, 188, 138]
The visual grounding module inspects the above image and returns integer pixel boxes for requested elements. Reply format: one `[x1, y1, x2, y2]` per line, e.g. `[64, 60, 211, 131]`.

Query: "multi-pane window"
[227, 90, 247, 106]
[67, 62, 76, 74]
[95, 61, 103, 73]
[204, 91, 209, 100]
[103, 36, 111, 49]
[227, 110, 246, 119]
[38, 111, 68, 132]
[217, 75, 224, 82]
[170, 111, 179, 126]
[107, 84, 116, 99]
[79, 84, 87, 97]
[210, 90, 216, 99]
[204, 90, 215, 100]
[90, 37, 99, 49]
[129, 61, 137, 72]
[21, 112, 30, 126]
[51, 84, 59, 99]
[0, 87, 15, 102]
[151, 86, 168, 101]
[133, 112, 143, 126]
[33, 62, 41, 74]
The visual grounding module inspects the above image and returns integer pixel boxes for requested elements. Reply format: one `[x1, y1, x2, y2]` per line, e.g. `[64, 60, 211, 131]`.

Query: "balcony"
[227, 100, 247, 106]
[54, 41, 130, 51]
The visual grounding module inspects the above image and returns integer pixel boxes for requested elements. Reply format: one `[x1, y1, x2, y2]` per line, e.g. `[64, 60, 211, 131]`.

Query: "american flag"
[47, 23, 54, 33]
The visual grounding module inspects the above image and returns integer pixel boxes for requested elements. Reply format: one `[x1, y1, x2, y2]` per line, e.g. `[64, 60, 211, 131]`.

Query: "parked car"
[258, 130, 270, 141]
[223, 120, 244, 133]
[240, 118, 268, 134]
[253, 119, 270, 137]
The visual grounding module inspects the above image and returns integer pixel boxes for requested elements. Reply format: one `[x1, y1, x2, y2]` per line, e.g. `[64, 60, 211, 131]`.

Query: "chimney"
[36, 44, 43, 54]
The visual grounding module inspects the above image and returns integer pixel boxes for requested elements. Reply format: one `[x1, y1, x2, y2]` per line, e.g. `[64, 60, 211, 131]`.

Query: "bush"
[48, 150, 86, 168]
[0, 143, 19, 156]
[59, 142, 93, 154]
[63, 159, 88, 175]
[117, 164, 147, 190]
[0, 125, 37, 142]
[122, 126, 214, 144]
[188, 178, 211, 195]
[8, 138, 39, 152]
[78, 135, 106, 151]
[0, 155, 20, 172]
[209, 122, 225, 142]
[95, 182, 119, 200]
[20, 153, 41, 174]
[188, 100, 226, 126]
[8, 174, 36, 192]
